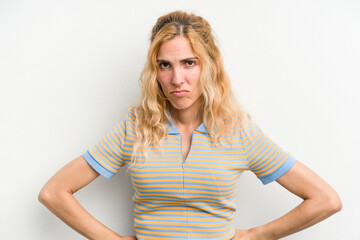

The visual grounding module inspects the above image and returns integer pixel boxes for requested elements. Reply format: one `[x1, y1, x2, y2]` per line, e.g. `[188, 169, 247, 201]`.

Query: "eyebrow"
[156, 57, 199, 63]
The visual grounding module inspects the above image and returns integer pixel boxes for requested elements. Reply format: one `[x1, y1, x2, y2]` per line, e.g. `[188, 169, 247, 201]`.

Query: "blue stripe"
[84, 107, 296, 239]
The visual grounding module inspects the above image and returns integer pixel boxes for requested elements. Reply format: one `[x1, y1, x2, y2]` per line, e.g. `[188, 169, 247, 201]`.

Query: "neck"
[169, 102, 203, 131]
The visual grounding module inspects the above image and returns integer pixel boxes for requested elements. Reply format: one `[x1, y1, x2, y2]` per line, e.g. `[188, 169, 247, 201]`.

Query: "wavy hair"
[132, 10, 248, 164]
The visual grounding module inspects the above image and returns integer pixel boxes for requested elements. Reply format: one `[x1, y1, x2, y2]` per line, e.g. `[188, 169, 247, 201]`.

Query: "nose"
[171, 66, 184, 86]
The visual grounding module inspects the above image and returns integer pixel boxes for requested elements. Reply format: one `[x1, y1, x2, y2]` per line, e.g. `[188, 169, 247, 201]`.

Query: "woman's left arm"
[235, 161, 342, 240]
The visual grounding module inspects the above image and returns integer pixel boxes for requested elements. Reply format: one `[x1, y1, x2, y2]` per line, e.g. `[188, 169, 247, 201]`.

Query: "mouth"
[170, 90, 189, 97]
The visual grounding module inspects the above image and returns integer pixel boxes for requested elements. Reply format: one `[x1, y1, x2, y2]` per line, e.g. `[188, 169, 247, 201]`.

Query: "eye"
[159, 62, 170, 69]
[186, 61, 195, 67]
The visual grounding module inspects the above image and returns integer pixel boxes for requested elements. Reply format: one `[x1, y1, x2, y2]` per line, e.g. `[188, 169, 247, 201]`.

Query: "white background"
[1, 0, 359, 239]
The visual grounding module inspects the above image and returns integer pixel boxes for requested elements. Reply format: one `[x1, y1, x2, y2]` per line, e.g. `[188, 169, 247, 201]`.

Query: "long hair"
[132, 10, 248, 164]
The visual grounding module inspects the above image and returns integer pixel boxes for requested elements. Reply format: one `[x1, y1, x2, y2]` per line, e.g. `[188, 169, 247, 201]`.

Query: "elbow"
[328, 194, 342, 214]
[38, 187, 51, 206]
[322, 191, 342, 216]
[38, 185, 61, 208]
[38, 183, 73, 210]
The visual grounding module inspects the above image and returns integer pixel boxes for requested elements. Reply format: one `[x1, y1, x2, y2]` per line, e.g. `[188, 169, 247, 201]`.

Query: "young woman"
[39, 11, 342, 240]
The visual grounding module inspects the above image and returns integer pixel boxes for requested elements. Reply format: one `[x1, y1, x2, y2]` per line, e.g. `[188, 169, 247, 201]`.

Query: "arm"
[234, 161, 342, 240]
[38, 155, 135, 240]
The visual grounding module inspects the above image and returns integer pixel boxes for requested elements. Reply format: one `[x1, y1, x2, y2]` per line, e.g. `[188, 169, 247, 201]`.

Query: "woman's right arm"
[38, 155, 135, 240]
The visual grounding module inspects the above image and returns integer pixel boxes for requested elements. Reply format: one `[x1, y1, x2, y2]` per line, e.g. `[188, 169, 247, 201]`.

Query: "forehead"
[157, 36, 196, 59]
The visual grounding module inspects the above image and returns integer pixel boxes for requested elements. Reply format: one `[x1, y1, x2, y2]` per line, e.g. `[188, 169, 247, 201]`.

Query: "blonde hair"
[132, 10, 248, 164]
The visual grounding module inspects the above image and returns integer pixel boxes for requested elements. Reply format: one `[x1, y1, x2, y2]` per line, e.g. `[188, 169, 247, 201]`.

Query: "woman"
[39, 11, 342, 240]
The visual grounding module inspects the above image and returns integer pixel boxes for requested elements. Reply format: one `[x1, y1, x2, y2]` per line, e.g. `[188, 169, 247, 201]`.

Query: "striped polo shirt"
[83, 107, 296, 240]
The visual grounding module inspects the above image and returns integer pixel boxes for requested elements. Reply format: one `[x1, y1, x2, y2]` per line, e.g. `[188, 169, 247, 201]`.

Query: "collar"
[167, 119, 209, 135]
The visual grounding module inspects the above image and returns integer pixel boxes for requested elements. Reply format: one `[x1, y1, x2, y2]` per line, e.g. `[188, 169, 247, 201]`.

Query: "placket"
[180, 131, 196, 240]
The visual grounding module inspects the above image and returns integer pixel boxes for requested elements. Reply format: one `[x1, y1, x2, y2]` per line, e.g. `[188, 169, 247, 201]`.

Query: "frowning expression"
[156, 36, 202, 112]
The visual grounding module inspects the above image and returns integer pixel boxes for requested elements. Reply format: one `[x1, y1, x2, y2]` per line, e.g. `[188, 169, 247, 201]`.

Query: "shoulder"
[224, 115, 255, 133]
[123, 106, 138, 130]
[125, 106, 137, 119]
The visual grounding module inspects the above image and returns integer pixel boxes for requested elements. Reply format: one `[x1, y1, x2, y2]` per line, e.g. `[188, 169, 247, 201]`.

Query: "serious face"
[156, 36, 202, 113]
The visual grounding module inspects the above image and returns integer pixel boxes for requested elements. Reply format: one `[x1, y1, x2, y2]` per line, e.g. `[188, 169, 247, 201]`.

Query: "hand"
[231, 229, 257, 240]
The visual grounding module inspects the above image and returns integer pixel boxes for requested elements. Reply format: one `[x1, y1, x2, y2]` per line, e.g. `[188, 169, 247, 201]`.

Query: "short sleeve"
[241, 120, 296, 184]
[83, 120, 127, 179]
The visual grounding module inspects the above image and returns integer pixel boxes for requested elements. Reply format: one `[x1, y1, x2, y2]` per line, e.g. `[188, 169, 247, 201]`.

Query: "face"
[156, 36, 202, 113]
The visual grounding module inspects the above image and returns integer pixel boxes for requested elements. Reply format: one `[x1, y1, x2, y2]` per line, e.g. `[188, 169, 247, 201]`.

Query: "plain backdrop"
[1, 0, 359, 239]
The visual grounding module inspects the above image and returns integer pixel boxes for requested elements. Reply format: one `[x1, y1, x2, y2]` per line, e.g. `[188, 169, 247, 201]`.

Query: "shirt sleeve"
[241, 119, 296, 184]
[83, 120, 127, 179]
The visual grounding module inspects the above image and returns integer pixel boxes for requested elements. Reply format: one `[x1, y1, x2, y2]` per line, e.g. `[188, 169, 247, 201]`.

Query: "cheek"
[188, 70, 201, 86]
[156, 74, 169, 94]
[157, 71, 168, 86]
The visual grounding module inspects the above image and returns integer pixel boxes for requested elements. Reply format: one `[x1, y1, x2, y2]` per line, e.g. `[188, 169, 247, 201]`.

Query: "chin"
[169, 101, 191, 110]
[170, 104, 190, 110]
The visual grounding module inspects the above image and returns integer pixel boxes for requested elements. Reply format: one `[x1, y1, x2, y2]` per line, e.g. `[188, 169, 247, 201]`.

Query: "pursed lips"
[170, 90, 189, 97]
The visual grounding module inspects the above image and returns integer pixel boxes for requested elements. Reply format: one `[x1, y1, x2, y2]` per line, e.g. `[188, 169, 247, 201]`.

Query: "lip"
[170, 90, 189, 97]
